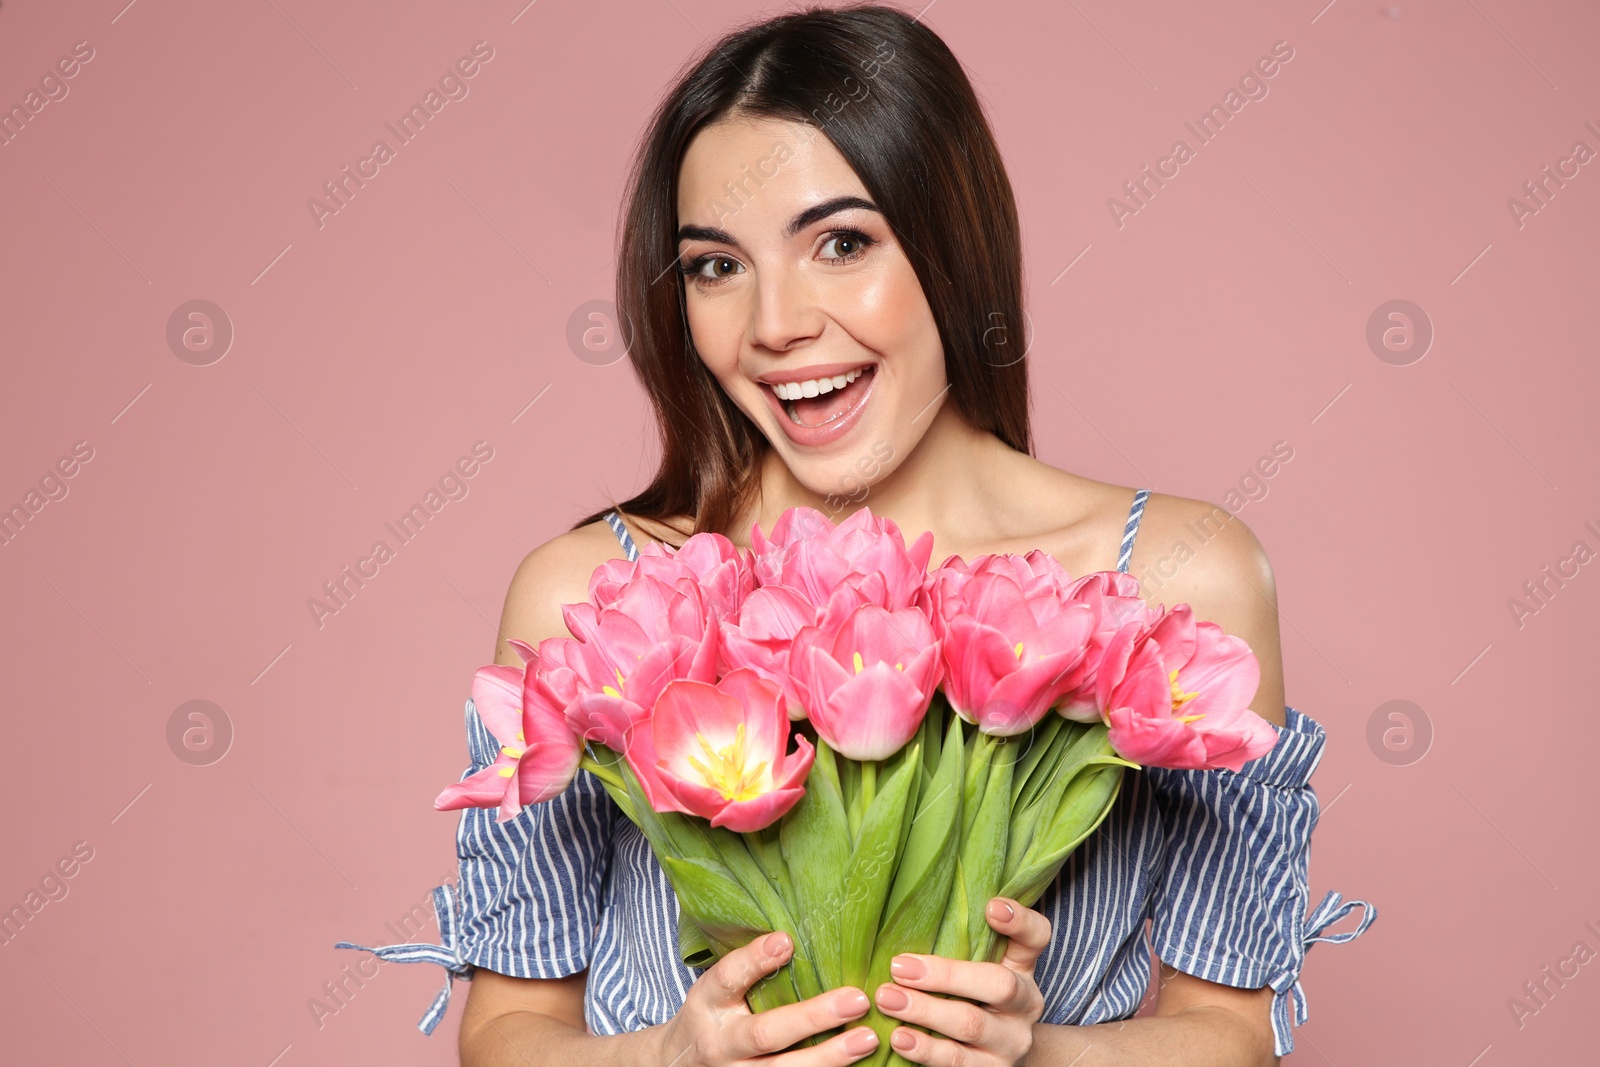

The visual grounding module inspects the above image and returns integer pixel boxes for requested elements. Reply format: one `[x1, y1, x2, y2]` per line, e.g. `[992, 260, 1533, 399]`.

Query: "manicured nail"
[834, 989, 869, 1018]
[877, 985, 909, 1011]
[845, 1027, 879, 1055]
[890, 955, 925, 981]
[891, 1028, 917, 1051]
[764, 932, 791, 956]
[989, 898, 1015, 922]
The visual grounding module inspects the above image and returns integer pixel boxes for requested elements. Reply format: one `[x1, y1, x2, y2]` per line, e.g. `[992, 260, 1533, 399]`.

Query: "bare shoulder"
[1128, 489, 1287, 727]
[491, 519, 630, 665]
[1128, 490, 1276, 615]
[1018, 456, 1287, 726]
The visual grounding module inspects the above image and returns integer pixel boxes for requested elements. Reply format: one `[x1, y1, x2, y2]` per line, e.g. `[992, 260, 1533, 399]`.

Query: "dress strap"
[333, 882, 472, 1036]
[1115, 488, 1150, 574]
[602, 509, 639, 562]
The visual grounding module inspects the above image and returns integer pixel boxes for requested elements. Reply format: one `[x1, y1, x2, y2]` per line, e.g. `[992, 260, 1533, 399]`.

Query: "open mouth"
[766, 364, 876, 429]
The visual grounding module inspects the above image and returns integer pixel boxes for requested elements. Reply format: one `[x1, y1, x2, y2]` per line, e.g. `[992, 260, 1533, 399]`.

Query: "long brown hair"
[573, 2, 1031, 546]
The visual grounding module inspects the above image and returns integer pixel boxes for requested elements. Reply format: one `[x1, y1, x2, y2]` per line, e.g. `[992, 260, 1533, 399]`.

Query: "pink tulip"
[716, 584, 816, 719]
[647, 668, 816, 831]
[933, 556, 1097, 735]
[587, 531, 754, 621]
[789, 603, 942, 760]
[1053, 571, 1157, 723]
[434, 645, 584, 823]
[1093, 605, 1278, 772]
[750, 505, 935, 616]
[558, 575, 721, 811]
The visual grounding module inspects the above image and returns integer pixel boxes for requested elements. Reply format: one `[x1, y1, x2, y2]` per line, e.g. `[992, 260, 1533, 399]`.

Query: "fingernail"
[989, 898, 1015, 922]
[891, 1028, 917, 1051]
[764, 932, 790, 956]
[845, 1027, 879, 1055]
[877, 985, 909, 1011]
[834, 989, 869, 1018]
[890, 955, 925, 981]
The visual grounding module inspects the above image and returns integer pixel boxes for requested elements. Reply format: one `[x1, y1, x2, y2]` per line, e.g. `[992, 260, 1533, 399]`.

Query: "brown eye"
[820, 231, 873, 262]
[680, 254, 745, 283]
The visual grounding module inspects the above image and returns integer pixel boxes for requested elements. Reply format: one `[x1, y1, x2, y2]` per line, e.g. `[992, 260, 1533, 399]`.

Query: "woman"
[341, 5, 1374, 1064]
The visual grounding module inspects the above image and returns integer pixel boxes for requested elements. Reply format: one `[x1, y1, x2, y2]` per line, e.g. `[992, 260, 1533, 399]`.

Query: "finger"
[986, 896, 1052, 974]
[880, 1020, 986, 1067]
[772, 1022, 881, 1065]
[732, 987, 873, 1060]
[704, 931, 793, 1010]
[887, 953, 1037, 1017]
[876, 981, 1003, 1054]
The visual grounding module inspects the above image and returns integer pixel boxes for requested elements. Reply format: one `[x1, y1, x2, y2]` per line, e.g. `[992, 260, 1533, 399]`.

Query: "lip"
[756, 360, 877, 386]
[760, 363, 877, 448]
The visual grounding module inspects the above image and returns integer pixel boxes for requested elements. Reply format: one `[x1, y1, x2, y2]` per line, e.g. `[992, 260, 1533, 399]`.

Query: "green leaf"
[856, 715, 965, 1065]
[1004, 721, 1106, 879]
[960, 728, 995, 842]
[678, 910, 716, 969]
[997, 761, 1127, 909]
[963, 736, 1017, 951]
[659, 853, 802, 1007]
[877, 711, 964, 942]
[701, 824, 823, 1001]
[841, 751, 863, 840]
[929, 855, 971, 959]
[837, 743, 919, 991]
[658, 854, 767, 950]
[1010, 713, 1066, 808]
[780, 739, 852, 989]
[1013, 718, 1083, 814]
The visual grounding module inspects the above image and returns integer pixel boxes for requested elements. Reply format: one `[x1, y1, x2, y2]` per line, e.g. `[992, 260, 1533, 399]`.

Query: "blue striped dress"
[337, 489, 1376, 1056]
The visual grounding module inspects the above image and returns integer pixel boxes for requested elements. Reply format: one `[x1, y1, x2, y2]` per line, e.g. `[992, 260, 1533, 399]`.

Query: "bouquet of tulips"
[436, 507, 1277, 1064]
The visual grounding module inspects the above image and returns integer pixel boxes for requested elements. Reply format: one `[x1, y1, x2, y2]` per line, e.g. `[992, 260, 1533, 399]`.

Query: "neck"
[746, 399, 1022, 550]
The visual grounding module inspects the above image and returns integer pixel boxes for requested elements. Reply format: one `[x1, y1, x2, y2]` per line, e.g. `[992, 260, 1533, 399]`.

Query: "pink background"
[2, 0, 1595, 1063]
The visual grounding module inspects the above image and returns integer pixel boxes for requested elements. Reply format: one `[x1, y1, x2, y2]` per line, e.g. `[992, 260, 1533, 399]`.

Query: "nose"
[747, 263, 822, 354]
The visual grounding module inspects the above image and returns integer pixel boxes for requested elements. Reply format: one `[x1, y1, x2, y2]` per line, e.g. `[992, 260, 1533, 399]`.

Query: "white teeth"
[770, 367, 865, 400]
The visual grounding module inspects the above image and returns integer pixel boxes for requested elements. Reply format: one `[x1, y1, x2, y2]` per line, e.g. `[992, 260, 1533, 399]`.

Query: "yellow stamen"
[500, 746, 524, 760]
[602, 664, 626, 699]
[1014, 641, 1025, 660]
[497, 766, 515, 777]
[684, 722, 770, 802]
[1169, 668, 1203, 723]
[853, 650, 864, 674]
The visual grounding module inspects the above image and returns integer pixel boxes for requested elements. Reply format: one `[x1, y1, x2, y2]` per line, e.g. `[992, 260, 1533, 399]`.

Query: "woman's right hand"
[651, 931, 882, 1064]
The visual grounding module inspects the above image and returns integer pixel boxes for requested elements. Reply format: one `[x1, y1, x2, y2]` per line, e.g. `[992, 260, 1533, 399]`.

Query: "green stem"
[861, 759, 877, 812]
[578, 749, 624, 791]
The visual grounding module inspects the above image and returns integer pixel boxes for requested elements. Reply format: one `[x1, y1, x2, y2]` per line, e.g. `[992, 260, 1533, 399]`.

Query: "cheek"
[685, 296, 743, 374]
[844, 267, 926, 344]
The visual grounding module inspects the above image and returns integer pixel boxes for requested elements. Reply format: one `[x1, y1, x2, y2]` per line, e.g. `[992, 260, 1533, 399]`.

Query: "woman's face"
[674, 115, 946, 501]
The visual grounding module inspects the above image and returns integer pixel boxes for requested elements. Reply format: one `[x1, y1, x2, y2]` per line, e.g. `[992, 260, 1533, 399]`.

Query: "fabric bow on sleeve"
[333, 882, 473, 1035]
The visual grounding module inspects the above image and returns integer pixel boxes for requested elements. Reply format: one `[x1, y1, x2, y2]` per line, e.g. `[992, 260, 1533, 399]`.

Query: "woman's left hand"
[872, 896, 1049, 1066]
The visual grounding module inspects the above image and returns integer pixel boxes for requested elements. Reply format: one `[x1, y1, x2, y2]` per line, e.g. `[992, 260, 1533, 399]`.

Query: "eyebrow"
[676, 195, 880, 247]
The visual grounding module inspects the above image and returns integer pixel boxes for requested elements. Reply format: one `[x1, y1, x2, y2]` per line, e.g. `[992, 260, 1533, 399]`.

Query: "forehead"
[676, 116, 867, 227]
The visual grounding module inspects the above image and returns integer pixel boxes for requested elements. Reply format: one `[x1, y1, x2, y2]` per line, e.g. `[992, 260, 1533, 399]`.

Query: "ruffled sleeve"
[334, 696, 618, 1034]
[1142, 705, 1376, 1057]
